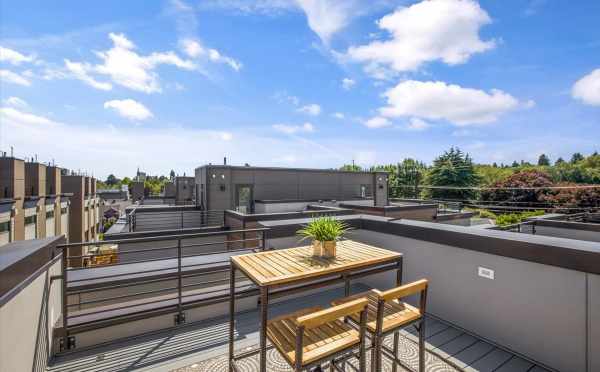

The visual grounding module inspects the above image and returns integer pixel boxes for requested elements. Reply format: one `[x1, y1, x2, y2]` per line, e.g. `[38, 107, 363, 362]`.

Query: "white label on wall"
[478, 266, 495, 280]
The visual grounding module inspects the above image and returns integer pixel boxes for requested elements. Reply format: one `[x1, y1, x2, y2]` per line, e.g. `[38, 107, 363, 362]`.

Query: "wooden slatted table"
[228, 240, 403, 372]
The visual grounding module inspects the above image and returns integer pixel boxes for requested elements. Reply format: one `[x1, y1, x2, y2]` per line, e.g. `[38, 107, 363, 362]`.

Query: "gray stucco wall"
[338, 229, 591, 372]
[0, 259, 62, 372]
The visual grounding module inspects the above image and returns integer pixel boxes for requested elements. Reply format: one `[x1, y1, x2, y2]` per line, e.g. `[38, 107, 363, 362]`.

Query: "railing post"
[261, 230, 267, 251]
[60, 245, 69, 349]
[181, 210, 184, 229]
[176, 237, 184, 324]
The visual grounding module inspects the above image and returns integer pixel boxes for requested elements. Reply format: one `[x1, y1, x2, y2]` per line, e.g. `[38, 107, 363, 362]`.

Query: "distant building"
[194, 165, 388, 212]
[62, 175, 100, 243]
[98, 189, 131, 221]
[0, 156, 70, 245]
[174, 176, 194, 205]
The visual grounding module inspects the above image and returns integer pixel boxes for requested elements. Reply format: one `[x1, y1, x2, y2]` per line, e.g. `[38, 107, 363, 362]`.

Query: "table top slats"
[232, 240, 402, 286]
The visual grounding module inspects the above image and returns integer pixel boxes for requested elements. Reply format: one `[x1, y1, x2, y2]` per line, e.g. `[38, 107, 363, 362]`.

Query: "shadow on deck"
[48, 284, 550, 372]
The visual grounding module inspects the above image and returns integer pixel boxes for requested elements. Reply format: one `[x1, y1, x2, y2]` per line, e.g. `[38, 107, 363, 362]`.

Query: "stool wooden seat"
[331, 290, 422, 333]
[331, 279, 429, 372]
[266, 298, 369, 371]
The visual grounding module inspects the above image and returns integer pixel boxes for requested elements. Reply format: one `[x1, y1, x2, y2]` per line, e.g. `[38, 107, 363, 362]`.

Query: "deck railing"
[126, 207, 225, 232]
[56, 227, 268, 348]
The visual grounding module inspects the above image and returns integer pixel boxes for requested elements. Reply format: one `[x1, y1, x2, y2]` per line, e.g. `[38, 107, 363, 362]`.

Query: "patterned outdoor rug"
[173, 333, 458, 372]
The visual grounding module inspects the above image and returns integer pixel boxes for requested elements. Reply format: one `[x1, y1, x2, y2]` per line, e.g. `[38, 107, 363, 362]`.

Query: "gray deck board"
[495, 356, 534, 372]
[464, 348, 513, 372]
[448, 340, 495, 368]
[48, 283, 551, 372]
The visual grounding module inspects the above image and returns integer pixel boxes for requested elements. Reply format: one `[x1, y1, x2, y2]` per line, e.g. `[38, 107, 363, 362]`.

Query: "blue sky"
[1, 0, 599, 179]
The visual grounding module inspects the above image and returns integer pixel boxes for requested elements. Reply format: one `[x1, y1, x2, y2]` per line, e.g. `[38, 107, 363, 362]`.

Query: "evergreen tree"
[571, 152, 584, 164]
[555, 157, 565, 165]
[427, 148, 479, 200]
[537, 154, 550, 166]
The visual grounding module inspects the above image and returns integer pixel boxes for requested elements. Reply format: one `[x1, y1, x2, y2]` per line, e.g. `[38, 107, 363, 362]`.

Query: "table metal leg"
[396, 257, 403, 286]
[260, 286, 269, 372]
[228, 265, 236, 372]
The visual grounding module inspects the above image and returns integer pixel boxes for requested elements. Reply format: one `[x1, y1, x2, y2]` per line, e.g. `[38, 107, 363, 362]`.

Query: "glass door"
[235, 185, 253, 213]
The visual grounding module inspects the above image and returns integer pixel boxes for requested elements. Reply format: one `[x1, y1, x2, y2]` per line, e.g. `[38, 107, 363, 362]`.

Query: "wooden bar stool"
[331, 279, 429, 372]
[266, 298, 369, 372]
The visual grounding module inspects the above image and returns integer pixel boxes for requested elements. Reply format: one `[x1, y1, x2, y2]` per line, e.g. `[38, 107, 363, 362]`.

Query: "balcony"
[1, 214, 599, 372]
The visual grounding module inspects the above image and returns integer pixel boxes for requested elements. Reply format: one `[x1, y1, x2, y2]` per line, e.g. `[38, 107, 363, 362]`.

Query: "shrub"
[297, 217, 350, 242]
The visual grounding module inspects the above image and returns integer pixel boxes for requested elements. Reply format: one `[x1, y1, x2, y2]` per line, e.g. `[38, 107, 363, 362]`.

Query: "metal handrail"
[58, 227, 268, 345]
[125, 207, 226, 232]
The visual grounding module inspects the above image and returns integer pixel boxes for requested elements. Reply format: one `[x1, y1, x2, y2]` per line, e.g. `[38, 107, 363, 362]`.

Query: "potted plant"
[297, 217, 350, 257]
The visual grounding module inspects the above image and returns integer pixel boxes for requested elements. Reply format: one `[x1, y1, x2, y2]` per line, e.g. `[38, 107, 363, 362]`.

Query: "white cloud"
[65, 33, 197, 93]
[341, 78, 355, 90]
[364, 116, 391, 128]
[295, 0, 356, 43]
[180, 39, 204, 58]
[296, 103, 321, 116]
[179, 38, 242, 71]
[332, 112, 345, 119]
[104, 99, 153, 121]
[405, 117, 430, 131]
[0, 107, 58, 126]
[379, 80, 522, 126]
[346, 0, 495, 77]
[199, 0, 386, 43]
[64, 60, 112, 91]
[0, 106, 240, 178]
[0, 46, 35, 65]
[2, 96, 29, 108]
[0, 69, 31, 86]
[572, 68, 600, 106]
[273, 122, 315, 134]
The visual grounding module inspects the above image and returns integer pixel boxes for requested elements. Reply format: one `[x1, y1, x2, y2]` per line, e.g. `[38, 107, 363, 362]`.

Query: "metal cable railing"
[56, 227, 269, 347]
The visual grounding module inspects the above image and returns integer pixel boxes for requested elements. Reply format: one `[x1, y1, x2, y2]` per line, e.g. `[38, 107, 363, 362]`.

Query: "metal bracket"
[174, 312, 186, 325]
[59, 336, 76, 351]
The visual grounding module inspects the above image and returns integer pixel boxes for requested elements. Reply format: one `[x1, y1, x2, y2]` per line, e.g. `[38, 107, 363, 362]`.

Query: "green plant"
[495, 210, 545, 226]
[477, 209, 497, 219]
[297, 217, 350, 242]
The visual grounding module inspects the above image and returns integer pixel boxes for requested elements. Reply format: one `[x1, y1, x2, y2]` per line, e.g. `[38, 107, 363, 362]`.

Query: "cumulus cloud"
[272, 122, 315, 134]
[273, 91, 300, 106]
[179, 38, 242, 71]
[0, 46, 35, 65]
[342, 78, 355, 90]
[332, 112, 345, 119]
[104, 99, 153, 121]
[2, 96, 29, 109]
[346, 0, 495, 77]
[572, 68, 600, 106]
[379, 80, 523, 126]
[0, 69, 31, 86]
[364, 116, 391, 128]
[296, 103, 321, 116]
[64, 33, 197, 93]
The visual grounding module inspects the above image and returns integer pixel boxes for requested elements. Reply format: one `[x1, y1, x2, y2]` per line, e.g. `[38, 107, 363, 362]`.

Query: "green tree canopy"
[426, 147, 479, 200]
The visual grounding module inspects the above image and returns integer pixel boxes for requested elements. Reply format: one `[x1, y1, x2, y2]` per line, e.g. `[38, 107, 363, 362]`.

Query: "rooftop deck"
[49, 285, 550, 372]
